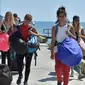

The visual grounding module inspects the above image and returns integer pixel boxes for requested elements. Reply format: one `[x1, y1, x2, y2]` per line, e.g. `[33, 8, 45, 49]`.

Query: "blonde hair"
[4, 11, 15, 28]
[72, 20, 81, 35]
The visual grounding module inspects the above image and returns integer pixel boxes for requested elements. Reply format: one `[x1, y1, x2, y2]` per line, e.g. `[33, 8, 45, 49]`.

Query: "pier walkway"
[0, 44, 85, 85]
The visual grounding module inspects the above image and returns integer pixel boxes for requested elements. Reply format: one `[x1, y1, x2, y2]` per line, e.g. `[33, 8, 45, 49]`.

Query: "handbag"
[0, 33, 9, 52]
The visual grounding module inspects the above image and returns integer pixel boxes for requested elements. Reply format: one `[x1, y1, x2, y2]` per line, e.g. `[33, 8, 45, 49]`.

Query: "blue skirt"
[57, 37, 82, 66]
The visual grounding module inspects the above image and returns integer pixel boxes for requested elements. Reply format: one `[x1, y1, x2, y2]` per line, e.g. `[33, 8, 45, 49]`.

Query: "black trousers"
[1, 49, 12, 69]
[16, 53, 33, 82]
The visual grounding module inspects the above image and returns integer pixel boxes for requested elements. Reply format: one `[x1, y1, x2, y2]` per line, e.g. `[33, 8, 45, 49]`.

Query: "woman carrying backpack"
[15, 14, 39, 85]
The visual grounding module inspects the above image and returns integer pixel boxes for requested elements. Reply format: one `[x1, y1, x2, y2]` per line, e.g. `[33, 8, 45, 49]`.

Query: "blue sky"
[0, 0, 85, 22]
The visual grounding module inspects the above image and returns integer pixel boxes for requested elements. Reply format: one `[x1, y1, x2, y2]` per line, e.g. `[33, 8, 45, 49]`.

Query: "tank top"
[72, 25, 83, 40]
[0, 23, 14, 35]
[56, 24, 68, 43]
[20, 24, 30, 42]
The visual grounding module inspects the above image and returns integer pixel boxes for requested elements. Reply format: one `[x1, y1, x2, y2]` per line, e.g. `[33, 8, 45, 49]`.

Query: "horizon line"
[33, 21, 85, 22]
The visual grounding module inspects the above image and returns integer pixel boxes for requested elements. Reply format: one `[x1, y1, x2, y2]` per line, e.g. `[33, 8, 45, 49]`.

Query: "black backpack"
[0, 64, 12, 85]
[9, 25, 27, 55]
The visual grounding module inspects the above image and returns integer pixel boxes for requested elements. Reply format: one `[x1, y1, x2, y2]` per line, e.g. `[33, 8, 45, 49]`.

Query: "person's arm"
[9, 26, 18, 36]
[0, 22, 5, 33]
[80, 28, 85, 39]
[0, 21, 2, 28]
[0, 21, 2, 32]
[28, 25, 40, 37]
[28, 30, 40, 37]
[51, 26, 56, 59]
[0, 22, 2, 33]
[66, 25, 76, 40]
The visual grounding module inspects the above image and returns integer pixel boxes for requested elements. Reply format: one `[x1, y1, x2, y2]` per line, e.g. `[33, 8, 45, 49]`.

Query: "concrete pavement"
[0, 44, 85, 85]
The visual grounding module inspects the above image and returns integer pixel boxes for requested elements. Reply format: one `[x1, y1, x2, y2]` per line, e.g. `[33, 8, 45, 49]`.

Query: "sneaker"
[16, 75, 23, 84]
[78, 74, 85, 79]
[24, 82, 28, 85]
[57, 82, 61, 85]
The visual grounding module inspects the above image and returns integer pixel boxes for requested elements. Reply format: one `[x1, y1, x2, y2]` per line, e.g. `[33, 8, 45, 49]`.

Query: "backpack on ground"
[0, 64, 12, 85]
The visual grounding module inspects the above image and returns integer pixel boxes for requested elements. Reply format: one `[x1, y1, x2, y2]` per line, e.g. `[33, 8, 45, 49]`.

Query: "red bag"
[0, 33, 9, 52]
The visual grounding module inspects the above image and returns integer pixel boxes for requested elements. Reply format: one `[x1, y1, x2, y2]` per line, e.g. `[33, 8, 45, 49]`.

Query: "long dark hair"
[57, 6, 67, 17]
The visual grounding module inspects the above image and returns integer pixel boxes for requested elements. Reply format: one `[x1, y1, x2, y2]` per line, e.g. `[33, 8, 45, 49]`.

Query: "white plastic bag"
[54, 46, 58, 53]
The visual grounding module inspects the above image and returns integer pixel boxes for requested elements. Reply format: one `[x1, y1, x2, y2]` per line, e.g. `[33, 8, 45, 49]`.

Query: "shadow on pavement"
[48, 72, 56, 76]
[38, 76, 57, 82]
[69, 78, 83, 81]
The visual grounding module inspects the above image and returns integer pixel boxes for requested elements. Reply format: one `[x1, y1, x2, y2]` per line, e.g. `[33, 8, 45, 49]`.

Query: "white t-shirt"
[56, 24, 68, 43]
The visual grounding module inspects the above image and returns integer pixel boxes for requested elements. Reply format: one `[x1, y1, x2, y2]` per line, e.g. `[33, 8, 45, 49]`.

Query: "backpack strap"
[55, 24, 58, 36]
[16, 24, 22, 31]
[55, 24, 59, 45]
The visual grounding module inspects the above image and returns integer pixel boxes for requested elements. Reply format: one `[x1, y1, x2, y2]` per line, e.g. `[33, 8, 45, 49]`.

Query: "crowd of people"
[0, 6, 85, 85]
[0, 12, 39, 85]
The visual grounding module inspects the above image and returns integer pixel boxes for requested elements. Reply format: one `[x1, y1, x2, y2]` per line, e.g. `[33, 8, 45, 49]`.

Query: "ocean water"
[35, 21, 85, 43]
[35, 21, 54, 34]
[35, 21, 54, 43]
[34, 21, 85, 43]
[35, 21, 85, 33]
